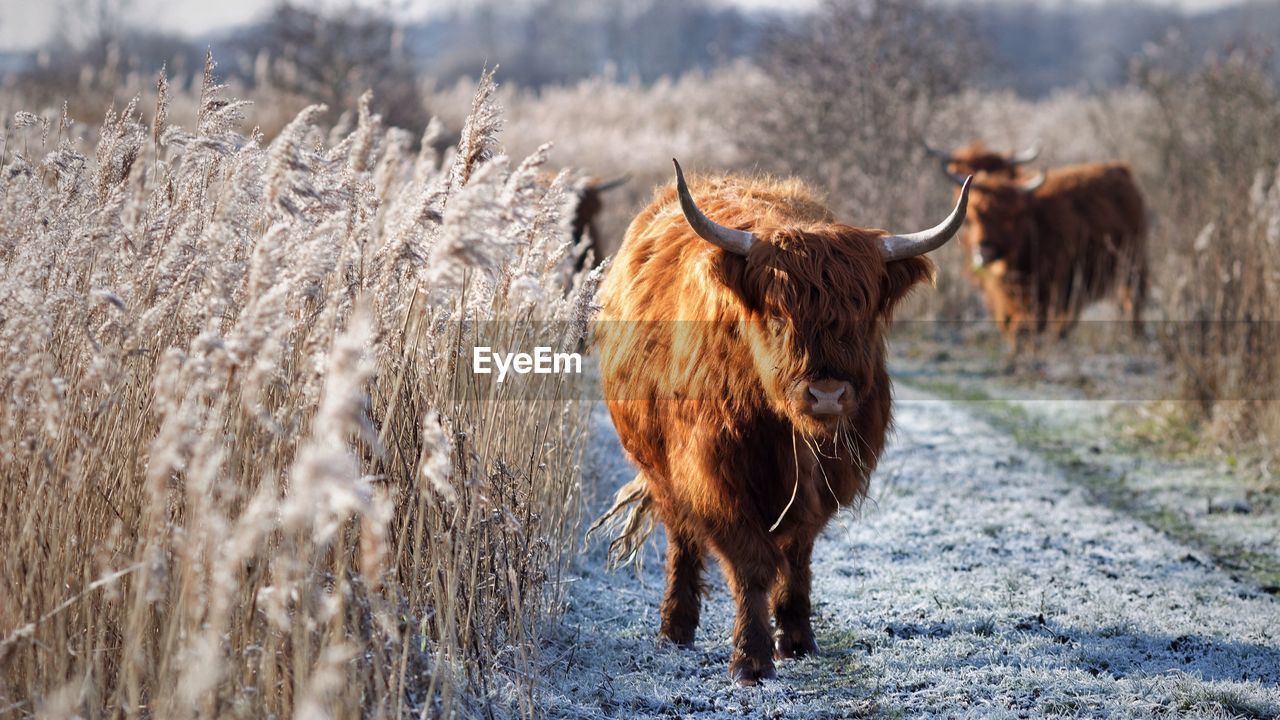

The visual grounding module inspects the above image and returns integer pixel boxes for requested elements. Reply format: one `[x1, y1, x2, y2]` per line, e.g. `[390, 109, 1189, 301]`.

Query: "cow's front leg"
[723, 548, 779, 685]
[658, 526, 704, 648]
[772, 535, 818, 660]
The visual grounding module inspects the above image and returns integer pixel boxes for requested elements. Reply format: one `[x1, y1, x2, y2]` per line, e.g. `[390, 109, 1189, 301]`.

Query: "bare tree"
[10, 0, 207, 118]
[238, 2, 428, 132]
[738, 0, 978, 227]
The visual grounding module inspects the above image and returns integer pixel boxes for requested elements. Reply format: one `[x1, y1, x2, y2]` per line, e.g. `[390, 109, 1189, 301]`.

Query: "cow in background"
[534, 171, 629, 274]
[571, 175, 629, 272]
[924, 141, 1041, 290]
[940, 163, 1148, 353]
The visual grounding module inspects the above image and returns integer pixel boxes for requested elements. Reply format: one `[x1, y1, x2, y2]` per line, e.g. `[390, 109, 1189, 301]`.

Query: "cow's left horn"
[673, 159, 756, 256]
[1009, 143, 1041, 165]
[879, 175, 972, 262]
[1018, 171, 1047, 193]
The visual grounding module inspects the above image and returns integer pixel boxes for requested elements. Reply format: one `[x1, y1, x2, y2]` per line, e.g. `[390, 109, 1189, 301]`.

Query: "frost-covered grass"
[0, 62, 597, 717]
[894, 341, 1280, 596]
[544, 389, 1280, 719]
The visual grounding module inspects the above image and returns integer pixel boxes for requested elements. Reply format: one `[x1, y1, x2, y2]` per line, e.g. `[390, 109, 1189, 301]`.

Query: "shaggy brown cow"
[941, 163, 1148, 352]
[593, 160, 971, 685]
[925, 140, 1040, 180]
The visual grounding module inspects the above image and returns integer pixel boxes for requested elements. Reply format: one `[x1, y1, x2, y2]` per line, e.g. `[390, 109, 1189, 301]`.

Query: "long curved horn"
[1017, 171, 1046, 193]
[590, 174, 630, 193]
[673, 159, 756, 256]
[1009, 143, 1041, 165]
[880, 176, 972, 262]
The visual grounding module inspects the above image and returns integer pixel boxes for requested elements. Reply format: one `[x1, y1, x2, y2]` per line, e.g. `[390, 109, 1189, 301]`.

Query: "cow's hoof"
[730, 660, 777, 687]
[774, 630, 819, 660]
[656, 632, 695, 650]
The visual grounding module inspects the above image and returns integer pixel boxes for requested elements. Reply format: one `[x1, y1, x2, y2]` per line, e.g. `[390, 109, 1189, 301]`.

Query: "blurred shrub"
[732, 0, 980, 321]
[1132, 37, 1280, 446]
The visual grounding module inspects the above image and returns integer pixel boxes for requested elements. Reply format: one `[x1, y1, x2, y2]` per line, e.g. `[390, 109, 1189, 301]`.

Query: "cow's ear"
[725, 248, 773, 313]
[880, 256, 935, 318]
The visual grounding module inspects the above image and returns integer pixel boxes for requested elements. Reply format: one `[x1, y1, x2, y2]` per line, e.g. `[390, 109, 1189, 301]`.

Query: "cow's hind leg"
[1121, 259, 1148, 339]
[772, 533, 819, 660]
[721, 542, 781, 685]
[658, 525, 703, 648]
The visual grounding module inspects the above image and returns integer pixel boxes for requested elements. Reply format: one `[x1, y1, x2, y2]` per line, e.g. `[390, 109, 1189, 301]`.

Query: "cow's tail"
[586, 472, 654, 571]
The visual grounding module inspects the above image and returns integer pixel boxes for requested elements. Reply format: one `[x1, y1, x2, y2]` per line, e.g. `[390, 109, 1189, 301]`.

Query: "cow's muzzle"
[977, 244, 1002, 266]
[794, 379, 854, 419]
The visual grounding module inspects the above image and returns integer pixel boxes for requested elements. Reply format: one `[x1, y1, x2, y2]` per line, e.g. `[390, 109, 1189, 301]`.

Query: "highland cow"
[940, 163, 1148, 353]
[924, 141, 1041, 288]
[592, 160, 970, 685]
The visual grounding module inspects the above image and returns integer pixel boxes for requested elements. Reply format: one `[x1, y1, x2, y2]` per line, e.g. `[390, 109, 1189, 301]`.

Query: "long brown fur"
[961, 162, 1149, 353]
[594, 172, 935, 684]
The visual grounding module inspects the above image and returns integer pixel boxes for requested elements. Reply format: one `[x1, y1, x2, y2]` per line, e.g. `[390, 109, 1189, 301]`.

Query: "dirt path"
[538, 386, 1280, 719]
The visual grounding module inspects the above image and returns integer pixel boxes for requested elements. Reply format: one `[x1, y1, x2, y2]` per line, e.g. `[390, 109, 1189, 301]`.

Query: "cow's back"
[1036, 162, 1145, 232]
[1022, 162, 1147, 312]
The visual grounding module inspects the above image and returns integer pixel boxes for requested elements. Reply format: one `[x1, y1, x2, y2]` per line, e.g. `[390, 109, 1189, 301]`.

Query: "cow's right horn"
[673, 159, 756, 256]
[879, 176, 972, 262]
[1009, 143, 1041, 165]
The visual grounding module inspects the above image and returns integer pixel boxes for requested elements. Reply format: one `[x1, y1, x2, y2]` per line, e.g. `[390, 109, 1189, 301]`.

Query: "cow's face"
[670, 159, 968, 436]
[733, 230, 933, 436]
[934, 142, 1040, 183]
[948, 145, 1018, 179]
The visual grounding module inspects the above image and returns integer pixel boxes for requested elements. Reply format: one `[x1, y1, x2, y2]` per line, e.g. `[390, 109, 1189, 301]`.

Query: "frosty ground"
[538, 386, 1280, 719]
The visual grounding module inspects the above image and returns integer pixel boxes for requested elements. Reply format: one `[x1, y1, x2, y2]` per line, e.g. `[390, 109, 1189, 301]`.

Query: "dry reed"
[0, 58, 595, 718]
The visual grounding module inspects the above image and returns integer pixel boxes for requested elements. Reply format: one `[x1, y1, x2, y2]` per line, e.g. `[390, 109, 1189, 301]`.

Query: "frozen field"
[540, 387, 1280, 719]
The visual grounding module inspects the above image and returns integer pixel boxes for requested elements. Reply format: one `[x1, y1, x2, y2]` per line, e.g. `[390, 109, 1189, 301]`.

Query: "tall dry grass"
[425, 68, 751, 261]
[0, 58, 597, 718]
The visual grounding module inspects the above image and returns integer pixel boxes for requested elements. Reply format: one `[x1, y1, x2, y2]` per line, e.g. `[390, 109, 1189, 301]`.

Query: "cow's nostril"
[807, 385, 845, 402]
[801, 380, 851, 417]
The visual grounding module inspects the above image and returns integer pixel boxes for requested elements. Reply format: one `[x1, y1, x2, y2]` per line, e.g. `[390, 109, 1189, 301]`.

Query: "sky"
[0, 0, 1245, 52]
